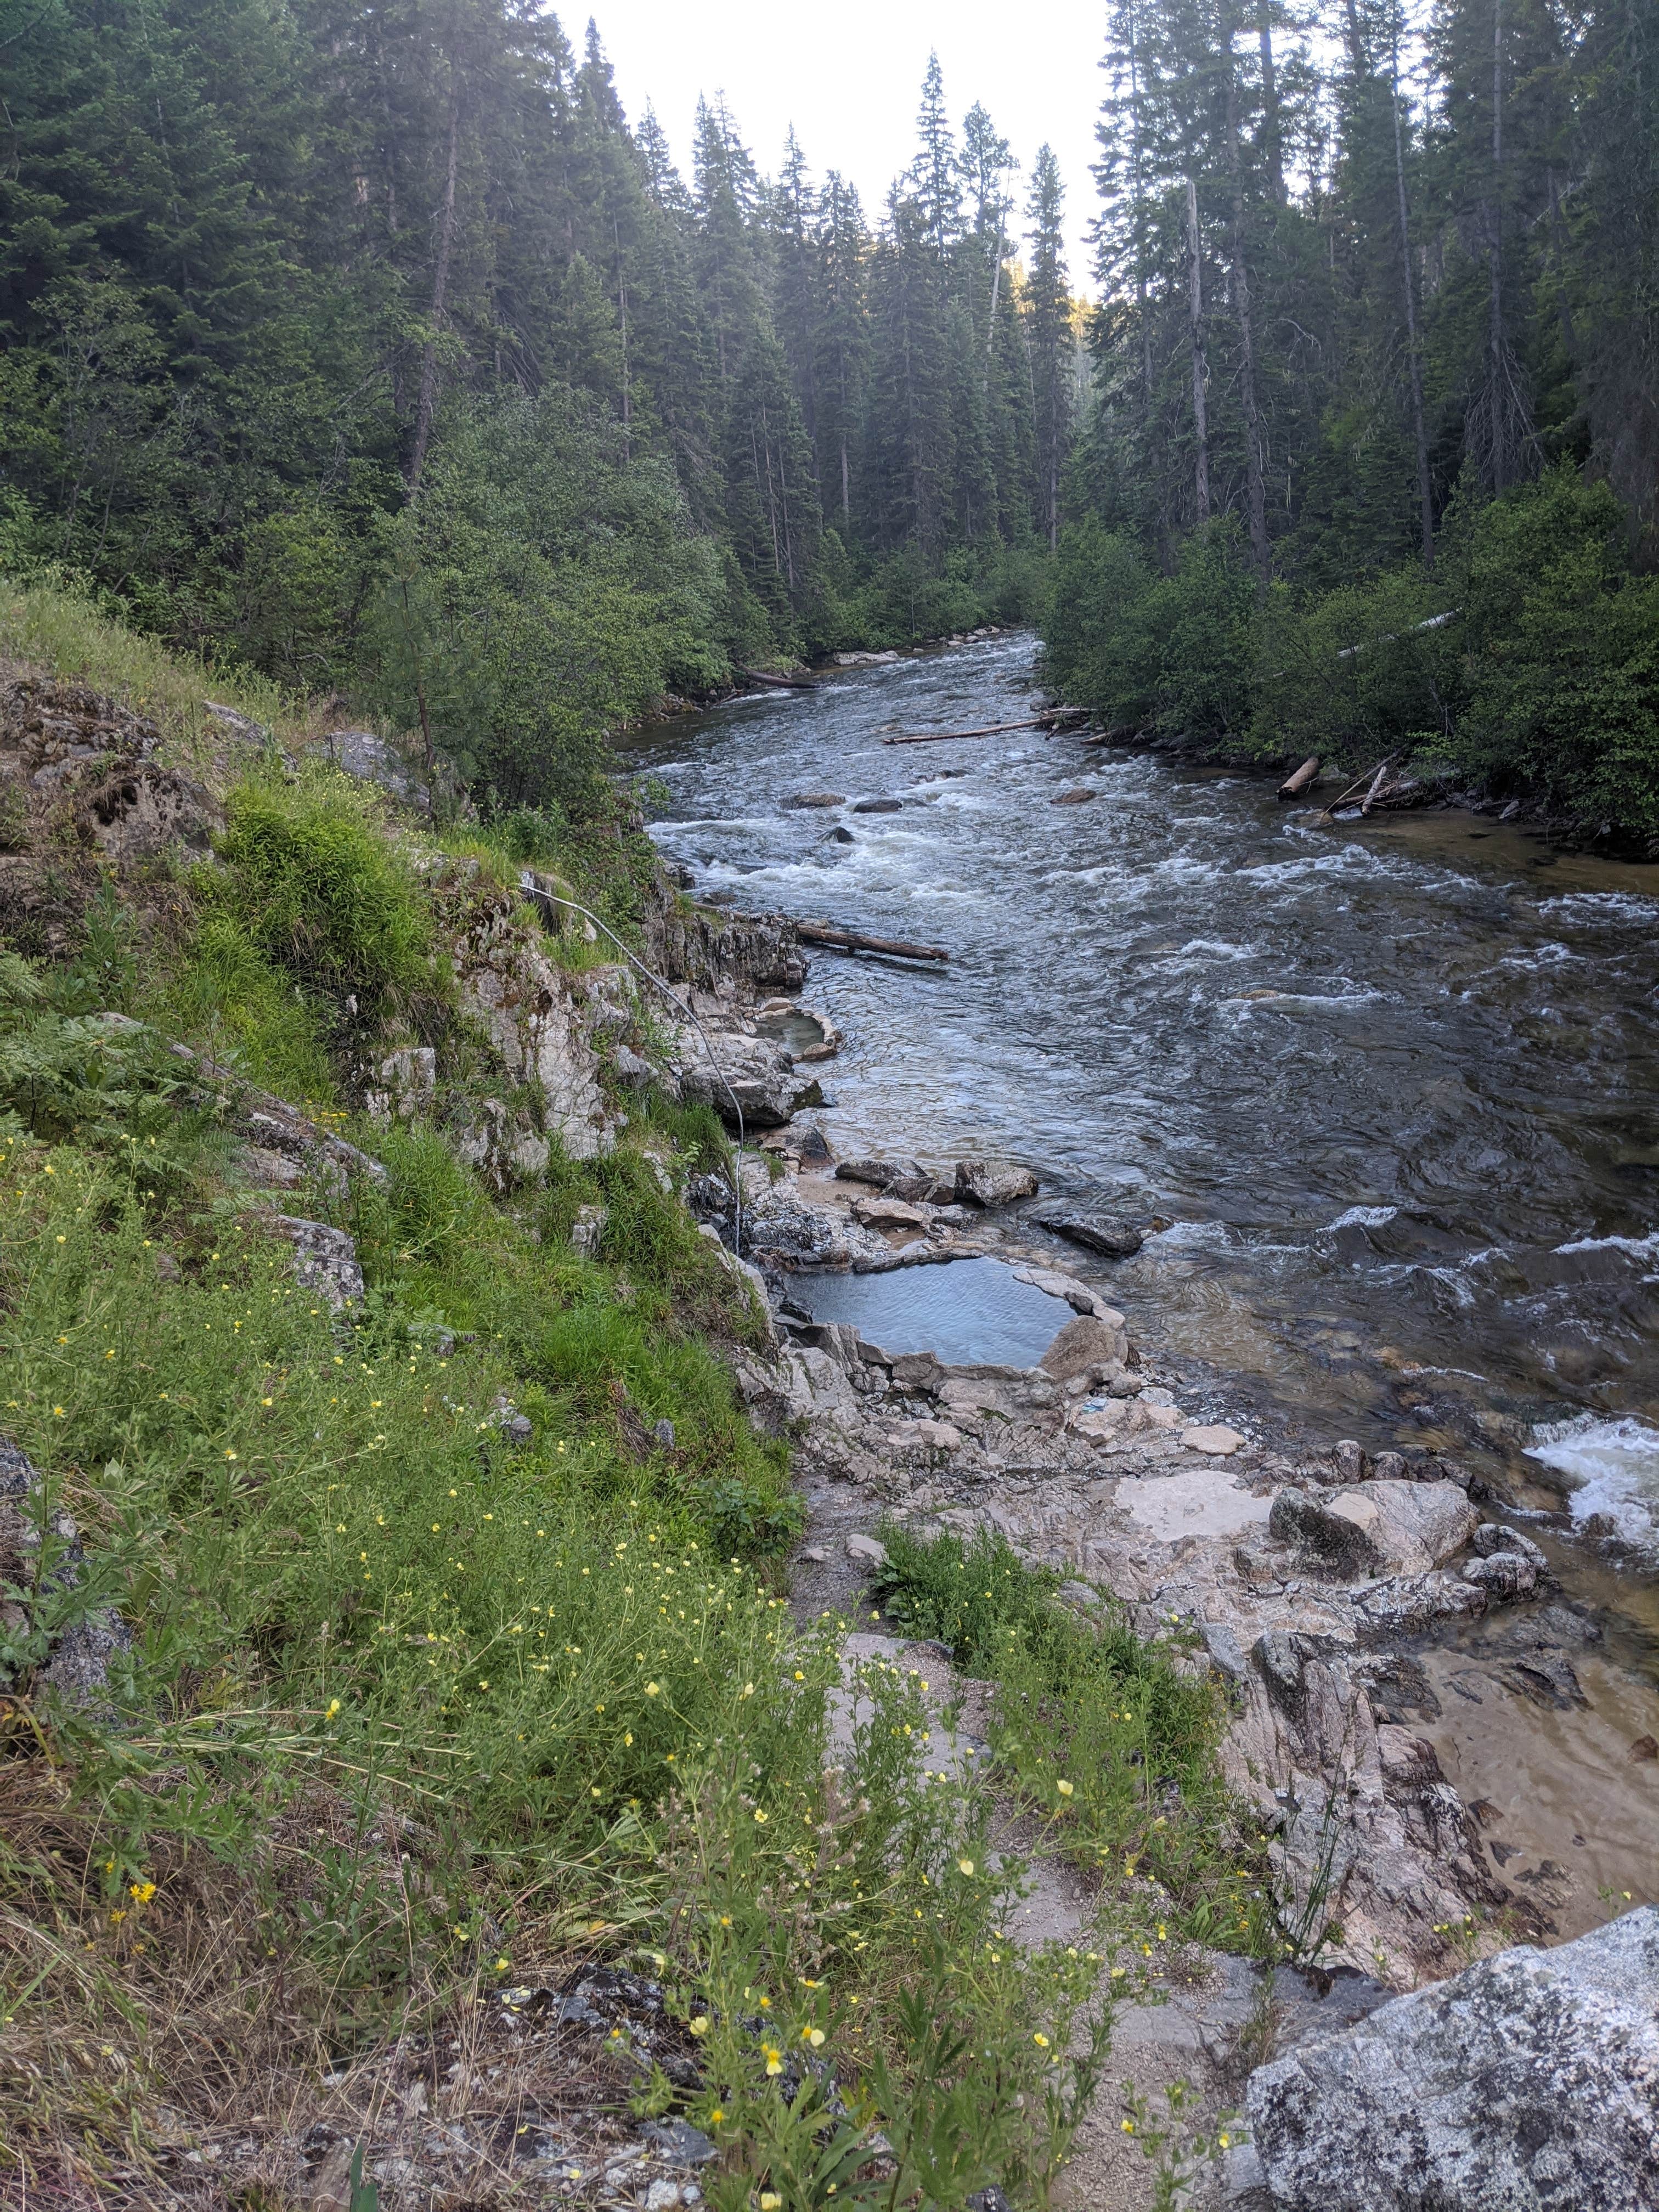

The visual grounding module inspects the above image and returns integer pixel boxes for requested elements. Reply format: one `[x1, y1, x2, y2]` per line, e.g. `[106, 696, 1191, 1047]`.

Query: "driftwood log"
[797, 920, 949, 962]
[741, 667, 819, 691]
[883, 716, 1045, 746]
[1322, 752, 1402, 817]
[1278, 755, 1321, 799]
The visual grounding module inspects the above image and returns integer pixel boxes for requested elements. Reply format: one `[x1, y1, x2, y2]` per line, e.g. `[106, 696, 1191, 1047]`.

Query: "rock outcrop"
[1269, 1480, 1477, 1577]
[438, 866, 618, 1166]
[1246, 1908, 1659, 2211]
[640, 881, 806, 997]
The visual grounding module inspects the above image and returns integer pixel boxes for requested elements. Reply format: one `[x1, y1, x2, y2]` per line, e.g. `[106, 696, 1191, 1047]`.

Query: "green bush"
[1453, 469, 1659, 836]
[206, 772, 434, 1013]
[1250, 566, 1459, 766]
[1043, 518, 1257, 742]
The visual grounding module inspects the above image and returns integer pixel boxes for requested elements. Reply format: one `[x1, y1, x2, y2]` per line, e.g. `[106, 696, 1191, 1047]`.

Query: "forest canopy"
[1, 0, 1656, 834]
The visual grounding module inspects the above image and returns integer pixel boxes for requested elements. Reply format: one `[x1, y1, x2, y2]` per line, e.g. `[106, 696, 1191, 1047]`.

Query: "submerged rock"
[1247, 1907, 1659, 2211]
[1037, 1211, 1145, 1259]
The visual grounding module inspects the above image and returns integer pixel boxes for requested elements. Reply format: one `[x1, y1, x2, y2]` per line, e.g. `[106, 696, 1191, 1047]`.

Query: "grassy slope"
[0, 578, 1250, 2210]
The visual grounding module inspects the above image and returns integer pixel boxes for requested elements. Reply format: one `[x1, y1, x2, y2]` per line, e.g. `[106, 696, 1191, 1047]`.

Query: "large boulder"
[1269, 1480, 1476, 1577]
[1038, 1311, 1128, 1380]
[954, 1159, 1039, 1207]
[1247, 1908, 1659, 2211]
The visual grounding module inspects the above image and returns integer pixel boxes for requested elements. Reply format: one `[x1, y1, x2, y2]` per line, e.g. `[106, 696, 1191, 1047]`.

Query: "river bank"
[632, 630, 1659, 1966]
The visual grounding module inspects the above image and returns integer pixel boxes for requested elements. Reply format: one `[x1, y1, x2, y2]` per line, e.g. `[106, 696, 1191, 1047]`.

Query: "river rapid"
[625, 632, 1659, 1920]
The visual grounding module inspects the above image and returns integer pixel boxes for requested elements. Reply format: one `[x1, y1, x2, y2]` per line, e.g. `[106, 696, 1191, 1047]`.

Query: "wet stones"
[1181, 1423, 1246, 1455]
[1464, 1552, 1538, 1601]
[955, 1159, 1040, 1207]
[1035, 1211, 1146, 1259]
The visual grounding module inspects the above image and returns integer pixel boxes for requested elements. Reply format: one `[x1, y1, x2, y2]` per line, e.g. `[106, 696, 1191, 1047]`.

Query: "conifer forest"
[1, 0, 1657, 821]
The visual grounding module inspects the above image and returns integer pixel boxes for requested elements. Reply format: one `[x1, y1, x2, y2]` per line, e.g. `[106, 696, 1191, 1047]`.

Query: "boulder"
[846, 1533, 888, 1567]
[781, 791, 845, 809]
[1248, 1907, 1659, 2212]
[252, 1215, 365, 1310]
[1039, 1312, 1129, 1381]
[1268, 1480, 1476, 1578]
[851, 797, 904, 814]
[1462, 1552, 1538, 1600]
[1050, 788, 1097, 805]
[1037, 1211, 1145, 1259]
[325, 726, 428, 807]
[851, 1195, 930, 1233]
[954, 1159, 1039, 1207]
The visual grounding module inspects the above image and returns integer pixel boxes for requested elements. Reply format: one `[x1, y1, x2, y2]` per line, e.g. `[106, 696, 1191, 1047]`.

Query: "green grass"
[0, 1143, 1118, 2203]
[0, 568, 304, 754]
[0, 578, 1248, 2205]
[872, 1521, 1275, 1957]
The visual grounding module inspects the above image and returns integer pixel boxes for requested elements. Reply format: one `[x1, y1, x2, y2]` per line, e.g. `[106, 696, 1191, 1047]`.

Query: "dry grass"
[0, 1751, 669, 2210]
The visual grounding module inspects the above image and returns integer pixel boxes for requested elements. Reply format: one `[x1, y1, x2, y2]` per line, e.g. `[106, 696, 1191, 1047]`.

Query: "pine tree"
[1025, 145, 1073, 550]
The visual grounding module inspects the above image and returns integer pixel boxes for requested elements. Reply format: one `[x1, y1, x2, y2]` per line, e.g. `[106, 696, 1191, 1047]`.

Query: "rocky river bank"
[659, 889, 1659, 2208]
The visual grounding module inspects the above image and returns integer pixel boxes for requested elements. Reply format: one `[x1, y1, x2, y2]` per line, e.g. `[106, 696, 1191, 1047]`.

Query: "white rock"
[1249, 1908, 1659, 2212]
[846, 1533, 888, 1566]
[1114, 1471, 1274, 1544]
[1181, 1423, 1246, 1455]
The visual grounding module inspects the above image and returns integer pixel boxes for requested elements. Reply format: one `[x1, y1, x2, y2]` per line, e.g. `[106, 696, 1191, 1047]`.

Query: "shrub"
[206, 772, 433, 1013]
[1250, 566, 1460, 766]
[1452, 469, 1659, 836]
[1043, 517, 1257, 742]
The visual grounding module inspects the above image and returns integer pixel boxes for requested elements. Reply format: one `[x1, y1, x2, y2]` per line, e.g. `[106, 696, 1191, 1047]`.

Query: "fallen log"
[1322, 752, 1401, 817]
[797, 919, 949, 962]
[1359, 760, 1394, 815]
[741, 666, 819, 691]
[1278, 754, 1320, 800]
[883, 716, 1045, 746]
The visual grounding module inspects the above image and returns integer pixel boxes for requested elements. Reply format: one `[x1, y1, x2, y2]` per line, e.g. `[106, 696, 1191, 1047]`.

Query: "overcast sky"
[592, 0, 1109, 292]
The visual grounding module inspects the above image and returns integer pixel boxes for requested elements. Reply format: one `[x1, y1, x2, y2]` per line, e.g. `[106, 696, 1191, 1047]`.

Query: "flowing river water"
[625, 631, 1659, 1925]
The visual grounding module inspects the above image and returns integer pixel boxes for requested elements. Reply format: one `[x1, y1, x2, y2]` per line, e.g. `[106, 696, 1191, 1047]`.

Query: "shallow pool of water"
[789, 1255, 1073, 1367]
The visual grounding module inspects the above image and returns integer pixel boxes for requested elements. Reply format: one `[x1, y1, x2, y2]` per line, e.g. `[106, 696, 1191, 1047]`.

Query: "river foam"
[1526, 1414, 1659, 1541]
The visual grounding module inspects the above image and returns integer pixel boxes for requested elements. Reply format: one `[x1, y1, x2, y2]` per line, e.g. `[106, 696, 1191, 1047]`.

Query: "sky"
[592, 0, 1109, 292]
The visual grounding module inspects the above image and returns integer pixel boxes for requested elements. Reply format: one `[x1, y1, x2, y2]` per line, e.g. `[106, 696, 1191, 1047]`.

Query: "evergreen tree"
[1025, 144, 1074, 549]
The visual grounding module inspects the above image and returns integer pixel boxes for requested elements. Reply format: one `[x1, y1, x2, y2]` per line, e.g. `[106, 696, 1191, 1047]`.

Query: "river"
[625, 631, 1659, 1920]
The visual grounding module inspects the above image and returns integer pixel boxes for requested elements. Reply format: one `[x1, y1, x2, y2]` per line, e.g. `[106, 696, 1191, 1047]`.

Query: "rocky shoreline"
[659, 897, 1656, 2207]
